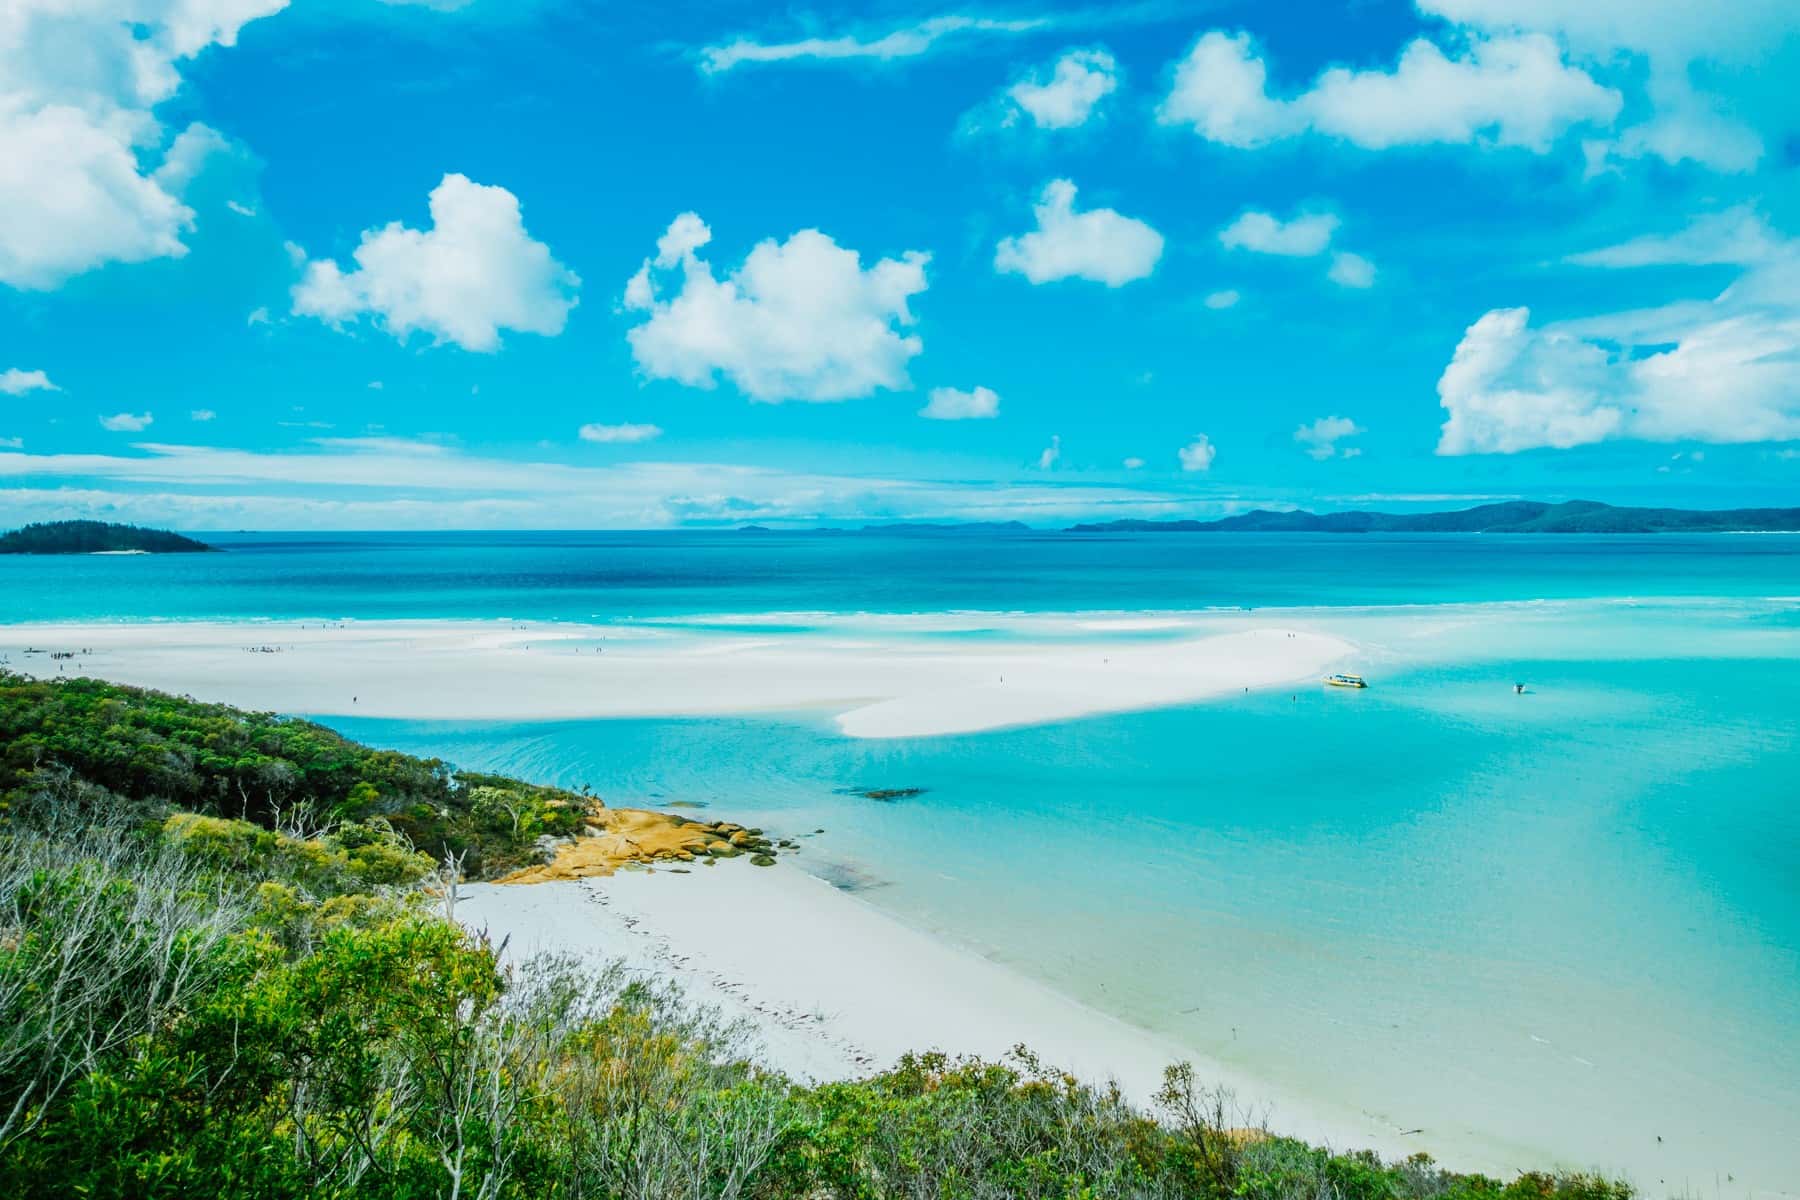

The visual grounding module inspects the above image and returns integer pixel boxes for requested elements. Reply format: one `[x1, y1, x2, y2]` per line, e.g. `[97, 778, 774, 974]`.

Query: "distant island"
[1068, 499, 1800, 535]
[0, 519, 216, 554]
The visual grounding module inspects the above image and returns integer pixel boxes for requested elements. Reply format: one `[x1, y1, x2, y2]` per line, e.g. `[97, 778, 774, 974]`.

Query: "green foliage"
[0, 520, 215, 554]
[0, 671, 586, 874]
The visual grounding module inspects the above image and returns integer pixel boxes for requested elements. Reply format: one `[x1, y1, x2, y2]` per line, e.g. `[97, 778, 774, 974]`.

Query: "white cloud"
[1158, 29, 1619, 152]
[1218, 209, 1375, 287]
[190, 408, 216, 421]
[1415, 0, 1800, 61]
[1565, 206, 1778, 268]
[700, 14, 1046, 73]
[1305, 34, 1620, 150]
[1178, 434, 1216, 471]
[0, 438, 20, 450]
[1437, 214, 1800, 455]
[100, 412, 154, 432]
[1, 368, 58, 396]
[624, 212, 929, 403]
[579, 422, 663, 443]
[246, 306, 271, 326]
[1328, 251, 1377, 288]
[0, 0, 286, 290]
[1202, 289, 1240, 310]
[920, 386, 1000, 420]
[311, 436, 448, 456]
[1435, 308, 1624, 454]
[995, 179, 1163, 287]
[1122, 456, 1145, 469]
[0, 441, 1204, 530]
[292, 173, 579, 353]
[1436, 286, 1800, 456]
[1295, 416, 1363, 459]
[1156, 32, 1298, 148]
[697, 7, 1175, 74]
[1002, 48, 1118, 129]
[1416, 2, 1797, 172]
[1609, 72, 1764, 173]
[1219, 211, 1338, 257]
[1037, 435, 1061, 469]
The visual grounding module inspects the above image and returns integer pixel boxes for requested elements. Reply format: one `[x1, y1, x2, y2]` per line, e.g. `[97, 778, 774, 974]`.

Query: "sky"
[3, 0, 1800, 529]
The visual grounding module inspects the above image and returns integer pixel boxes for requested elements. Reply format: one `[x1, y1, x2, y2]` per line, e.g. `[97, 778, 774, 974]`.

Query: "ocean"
[6, 530, 1798, 1192]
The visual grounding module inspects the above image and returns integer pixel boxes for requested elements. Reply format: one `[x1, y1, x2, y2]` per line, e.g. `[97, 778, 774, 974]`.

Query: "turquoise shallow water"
[8, 532, 1800, 1192]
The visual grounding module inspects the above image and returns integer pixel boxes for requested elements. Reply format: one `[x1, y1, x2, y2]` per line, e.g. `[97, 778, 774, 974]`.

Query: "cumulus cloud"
[624, 213, 929, 403]
[1425, 2, 1798, 170]
[190, 409, 216, 421]
[100, 412, 154, 432]
[1437, 213, 1800, 454]
[995, 48, 1118, 130]
[995, 180, 1163, 287]
[1218, 209, 1375, 288]
[920, 386, 1000, 420]
[0, 0, 286, 290]
[1202, 289, 1240, 310]
[1037, 435, 1061, 469]
[292, 174, 579, 352]
[578, 422, 663, 443]
[1, 368, 58, 396]
[1122, 456, 1145, 469]
[1219, 211, 1338, 257]
[1158, 29, 1619, 153]
[1327, 251, 1376, 289]
[1295, 416, 1363, 459]
[1177, 434, 1216, 471]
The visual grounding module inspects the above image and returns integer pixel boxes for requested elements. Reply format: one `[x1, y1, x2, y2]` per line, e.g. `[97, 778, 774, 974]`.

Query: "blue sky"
[3, 0, 1799, 528]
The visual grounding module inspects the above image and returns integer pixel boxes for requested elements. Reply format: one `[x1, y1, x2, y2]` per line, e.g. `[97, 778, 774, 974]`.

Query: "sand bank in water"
[0, 619, 1354, 738]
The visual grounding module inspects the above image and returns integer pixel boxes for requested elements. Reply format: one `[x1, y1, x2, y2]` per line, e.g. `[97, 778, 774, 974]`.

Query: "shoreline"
[454, 861, 1464, 1174]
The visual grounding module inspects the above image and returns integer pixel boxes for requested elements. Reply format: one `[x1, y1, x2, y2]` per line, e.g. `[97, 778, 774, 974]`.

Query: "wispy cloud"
[0, 440, 1217, 530]
[579, 422, 664, 444]
[698, 3, 1190, 73]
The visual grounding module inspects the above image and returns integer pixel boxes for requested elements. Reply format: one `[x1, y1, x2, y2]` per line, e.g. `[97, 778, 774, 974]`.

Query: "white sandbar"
[0, 618, 1353, 738]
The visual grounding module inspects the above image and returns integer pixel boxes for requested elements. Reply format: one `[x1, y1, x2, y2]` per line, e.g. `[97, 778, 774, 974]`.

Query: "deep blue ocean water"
[6, 529, 1800, 621]
[6, 531, 1798, 1191]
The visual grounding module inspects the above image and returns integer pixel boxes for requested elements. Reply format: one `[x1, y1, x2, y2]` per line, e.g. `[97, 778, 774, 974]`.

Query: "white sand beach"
[453, 861, 1446, 1172]
[0, 618, 1353, 738]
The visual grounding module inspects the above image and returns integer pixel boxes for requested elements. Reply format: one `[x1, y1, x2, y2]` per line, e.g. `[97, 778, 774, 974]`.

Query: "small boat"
[1324, 673, 1367, 689]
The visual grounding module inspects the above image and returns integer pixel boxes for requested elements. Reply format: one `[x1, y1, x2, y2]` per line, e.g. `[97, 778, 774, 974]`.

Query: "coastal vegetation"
[0, 670, 1636, 1199]
[0, 519, 215, 554]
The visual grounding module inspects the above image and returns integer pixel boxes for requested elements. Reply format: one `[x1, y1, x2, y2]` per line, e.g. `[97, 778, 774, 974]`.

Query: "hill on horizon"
[0, 520, 216, 554]
[1066, 499, 1800, 535]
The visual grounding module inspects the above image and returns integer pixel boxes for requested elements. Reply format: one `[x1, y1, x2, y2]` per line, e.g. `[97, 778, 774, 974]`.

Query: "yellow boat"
[1324, 673, 1367, 688]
